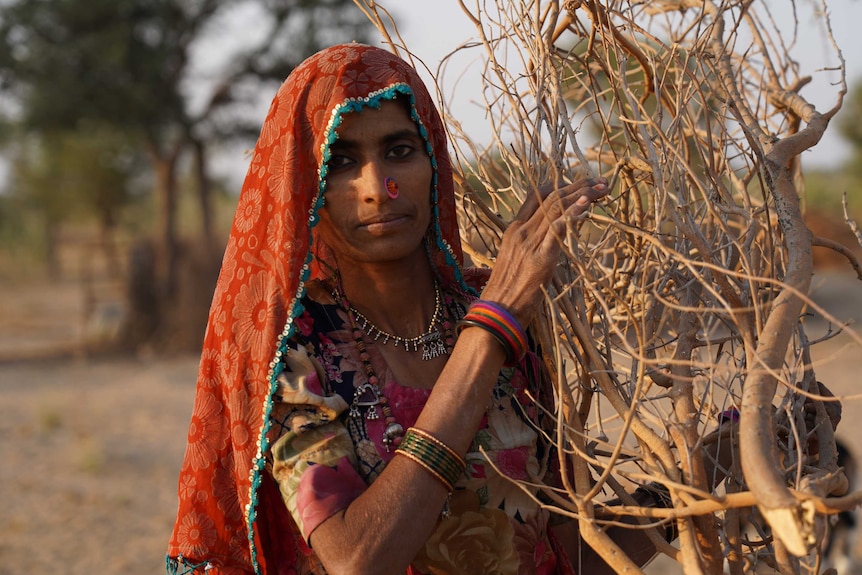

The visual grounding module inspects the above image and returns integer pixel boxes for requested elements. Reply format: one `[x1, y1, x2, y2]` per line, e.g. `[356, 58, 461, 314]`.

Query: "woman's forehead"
[334, 100, 419, 141]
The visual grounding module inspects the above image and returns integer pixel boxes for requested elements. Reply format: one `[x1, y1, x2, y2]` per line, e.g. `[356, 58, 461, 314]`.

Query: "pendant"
[441, 495, 451, 519]
[350, 382, 381, 419]
[420, 330, 447, 361]
[382, 422, 404, 452]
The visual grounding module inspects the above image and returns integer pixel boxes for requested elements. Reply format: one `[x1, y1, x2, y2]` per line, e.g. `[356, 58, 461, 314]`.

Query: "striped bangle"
[456, 300, 527, 366]
[395, 428, 465, 493]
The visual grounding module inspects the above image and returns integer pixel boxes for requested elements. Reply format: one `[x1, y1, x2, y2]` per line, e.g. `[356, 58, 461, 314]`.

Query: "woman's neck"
[335, 256, 439, 338]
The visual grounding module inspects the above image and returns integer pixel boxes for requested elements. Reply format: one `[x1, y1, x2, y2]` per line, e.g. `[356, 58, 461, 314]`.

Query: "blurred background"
[0, 1, 860, 573]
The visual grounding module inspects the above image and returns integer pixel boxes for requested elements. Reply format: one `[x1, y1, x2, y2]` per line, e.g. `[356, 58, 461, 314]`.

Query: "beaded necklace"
[334, 284, 457, 451]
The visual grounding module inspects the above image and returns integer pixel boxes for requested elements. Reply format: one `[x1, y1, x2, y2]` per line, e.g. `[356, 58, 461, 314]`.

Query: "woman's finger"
[534, 179, 609, 226]
[514, 177, 608, 224]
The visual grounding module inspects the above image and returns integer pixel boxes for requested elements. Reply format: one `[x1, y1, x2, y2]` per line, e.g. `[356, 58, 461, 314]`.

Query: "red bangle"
[456, 300, 527, 367]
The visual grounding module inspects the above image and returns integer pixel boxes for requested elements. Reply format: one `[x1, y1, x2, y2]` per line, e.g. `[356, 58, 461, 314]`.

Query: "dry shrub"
[357, 1, 862, 573]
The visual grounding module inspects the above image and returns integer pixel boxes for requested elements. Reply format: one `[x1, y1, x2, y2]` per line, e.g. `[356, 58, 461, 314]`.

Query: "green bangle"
[396, 428, 465, 492]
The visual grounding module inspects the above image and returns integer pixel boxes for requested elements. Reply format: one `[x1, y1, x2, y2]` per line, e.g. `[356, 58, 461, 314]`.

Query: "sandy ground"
[0, 355, 197, 574]
[0, 270, 860, 575]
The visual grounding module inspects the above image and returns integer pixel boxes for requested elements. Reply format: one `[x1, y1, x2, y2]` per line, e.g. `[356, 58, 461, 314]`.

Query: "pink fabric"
[295, 456, 368, 540]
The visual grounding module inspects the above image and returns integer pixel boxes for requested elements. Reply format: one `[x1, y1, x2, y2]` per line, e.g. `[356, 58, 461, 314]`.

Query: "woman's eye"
[387, 144, 414, 160]
[327, 155, 353, 171]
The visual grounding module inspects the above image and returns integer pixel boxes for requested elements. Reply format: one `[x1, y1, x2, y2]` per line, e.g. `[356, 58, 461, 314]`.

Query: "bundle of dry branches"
[355, 1, 862, 573]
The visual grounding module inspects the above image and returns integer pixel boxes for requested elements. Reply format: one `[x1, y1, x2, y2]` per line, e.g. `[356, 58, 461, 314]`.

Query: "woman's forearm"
[308, 328, 507, 575]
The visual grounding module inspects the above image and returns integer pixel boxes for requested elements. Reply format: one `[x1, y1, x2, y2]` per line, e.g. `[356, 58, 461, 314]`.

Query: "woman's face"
[317, 99, 434, 269]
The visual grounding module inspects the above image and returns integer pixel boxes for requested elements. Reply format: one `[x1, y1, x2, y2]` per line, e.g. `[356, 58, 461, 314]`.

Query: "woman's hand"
[481, 177, 609, 326]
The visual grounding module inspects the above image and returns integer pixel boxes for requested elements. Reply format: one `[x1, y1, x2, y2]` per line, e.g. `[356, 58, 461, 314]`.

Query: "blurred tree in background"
[839, 78, 862, 182]
[6, 126, 145, 279]
[0, 0, 372, 352]
[800, 78, 862, 270]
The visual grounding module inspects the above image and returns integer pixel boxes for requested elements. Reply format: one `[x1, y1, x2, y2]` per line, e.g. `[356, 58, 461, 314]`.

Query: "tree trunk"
[43, 218, 61, 281]
[99, 212, 120, 280]
[191, 137, 215, 256]
[150, 144, 182, 300]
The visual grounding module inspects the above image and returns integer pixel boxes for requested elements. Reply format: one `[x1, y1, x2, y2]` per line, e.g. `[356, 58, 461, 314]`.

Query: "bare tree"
[358, 1, 861, 573]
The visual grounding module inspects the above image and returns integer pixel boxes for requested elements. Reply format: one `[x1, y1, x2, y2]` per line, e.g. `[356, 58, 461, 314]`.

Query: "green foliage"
[6, 126, 143, 222]
[1, 0, 184, 131]
[0, 0, 374, 140]
[0, 194, 53, 278]
[838, 81, 862, 152]
[802, 169, 861, 219]
[838, 79, 862, 182]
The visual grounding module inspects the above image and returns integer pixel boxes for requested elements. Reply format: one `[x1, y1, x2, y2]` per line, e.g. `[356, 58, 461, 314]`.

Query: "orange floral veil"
[166, 43, 478, 574]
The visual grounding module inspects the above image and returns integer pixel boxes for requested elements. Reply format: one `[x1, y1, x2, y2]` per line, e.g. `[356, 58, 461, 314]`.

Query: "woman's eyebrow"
[382, 128, 423, 143]
[332, 128, 422, 151]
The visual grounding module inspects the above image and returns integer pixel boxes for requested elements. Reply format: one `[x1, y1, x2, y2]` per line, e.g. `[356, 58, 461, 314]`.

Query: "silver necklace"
[336, 282, 448, 361]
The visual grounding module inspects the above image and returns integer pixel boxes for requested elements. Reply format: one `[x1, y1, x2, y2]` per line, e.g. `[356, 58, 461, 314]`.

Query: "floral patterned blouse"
[266, 288, 575, 575]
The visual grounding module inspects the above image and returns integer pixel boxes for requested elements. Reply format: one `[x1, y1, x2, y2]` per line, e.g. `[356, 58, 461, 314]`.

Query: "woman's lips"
[360, 213, 410, 233]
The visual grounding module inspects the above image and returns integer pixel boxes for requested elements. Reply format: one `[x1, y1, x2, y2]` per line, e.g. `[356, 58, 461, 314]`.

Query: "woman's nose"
[358, 160, 389, 202]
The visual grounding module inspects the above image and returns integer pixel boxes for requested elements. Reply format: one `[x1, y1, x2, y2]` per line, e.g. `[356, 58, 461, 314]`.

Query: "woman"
[166, 42, 615, 575]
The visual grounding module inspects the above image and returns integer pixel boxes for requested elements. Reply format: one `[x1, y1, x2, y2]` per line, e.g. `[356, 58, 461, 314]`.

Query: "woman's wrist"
[456, 300, 528, 366]
[474, 277, 537, 328]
